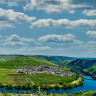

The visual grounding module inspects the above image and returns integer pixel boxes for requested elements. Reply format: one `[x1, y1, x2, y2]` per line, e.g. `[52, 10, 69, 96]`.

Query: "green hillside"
[0, 59, 6, 63]
[84, 65, 96, 77]
[69, 59, 96, 79]
[0, 57, 57, 69]
[69, 59, 96, 69]
[0, 68, 78, 87]
[0, 57, 82, 89]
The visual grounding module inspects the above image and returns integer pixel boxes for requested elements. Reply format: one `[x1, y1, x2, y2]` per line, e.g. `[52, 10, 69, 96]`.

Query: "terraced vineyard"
[0, 57, 83, 89]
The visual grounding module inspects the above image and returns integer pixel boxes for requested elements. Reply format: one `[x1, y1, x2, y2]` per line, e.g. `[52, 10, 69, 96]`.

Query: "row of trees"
[0, 76, 84, 91]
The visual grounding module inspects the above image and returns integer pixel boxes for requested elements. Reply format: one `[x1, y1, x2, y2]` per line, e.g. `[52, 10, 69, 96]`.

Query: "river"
[0, 65, 96, 94]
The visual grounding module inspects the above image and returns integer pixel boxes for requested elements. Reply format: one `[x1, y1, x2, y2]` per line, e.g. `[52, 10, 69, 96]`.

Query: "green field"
[0, 68, 29, 86]
[0, 57, 81, 88]
[0, 68, 78, 86]
[27, 74, 78, 85]
[0, 59, 6, 63]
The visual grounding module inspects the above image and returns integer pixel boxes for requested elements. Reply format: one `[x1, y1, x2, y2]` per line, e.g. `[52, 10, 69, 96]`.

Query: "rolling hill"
[69, 59, 96, 79]
[0, 57, 57, 68]
[0, 56, 81, 89]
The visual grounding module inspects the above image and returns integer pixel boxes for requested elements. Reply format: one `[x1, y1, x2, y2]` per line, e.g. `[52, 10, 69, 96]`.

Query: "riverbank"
[0, 67, 83, 90]
[0, 75, 84, 91]
[0, 74, 95, 94]
[68, 59, 96, 80]
[68, 66, 96, 80]
[0, 57, 95, 94]
[62, 64, 96, 80]
[81, 70, 96, 80]
[0, 57, 83, 91]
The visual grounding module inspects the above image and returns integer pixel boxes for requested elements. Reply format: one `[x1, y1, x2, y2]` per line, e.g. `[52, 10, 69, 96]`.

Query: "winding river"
[0, 65, 96, 94]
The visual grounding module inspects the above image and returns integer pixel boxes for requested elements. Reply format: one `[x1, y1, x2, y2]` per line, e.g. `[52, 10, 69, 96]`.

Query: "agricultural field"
[0, 68, 78, 87]
[0, 57, 82, 89]
[0, 59, 6, 63]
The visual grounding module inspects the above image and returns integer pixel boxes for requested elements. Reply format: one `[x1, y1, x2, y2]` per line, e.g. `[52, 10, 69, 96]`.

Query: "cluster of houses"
[12, 65, 77, 77]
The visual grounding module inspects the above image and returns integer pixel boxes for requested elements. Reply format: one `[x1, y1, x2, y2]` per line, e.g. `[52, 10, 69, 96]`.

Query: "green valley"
[0, 56, 83, 90]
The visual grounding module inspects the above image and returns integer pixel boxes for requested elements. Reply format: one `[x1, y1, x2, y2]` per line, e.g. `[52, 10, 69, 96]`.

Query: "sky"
[0, 0, 96, 57]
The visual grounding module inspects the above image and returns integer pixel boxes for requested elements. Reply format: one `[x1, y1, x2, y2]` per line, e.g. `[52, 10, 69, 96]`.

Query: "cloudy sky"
[0, 0, 96, 57]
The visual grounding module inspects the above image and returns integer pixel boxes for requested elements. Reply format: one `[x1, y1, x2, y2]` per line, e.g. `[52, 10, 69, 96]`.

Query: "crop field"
[27, 74, 78, 85]
[0, 59, 6, 63]
[0, 68, 34, 86]
[0, 57, 80, 87]
[0, 68, 78, 86]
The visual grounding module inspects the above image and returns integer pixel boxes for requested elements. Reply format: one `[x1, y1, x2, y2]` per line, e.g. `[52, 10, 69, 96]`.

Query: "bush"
[21, 91, 26, 94]
[54, 85, 60, 91]
[26, 91, 31, 94]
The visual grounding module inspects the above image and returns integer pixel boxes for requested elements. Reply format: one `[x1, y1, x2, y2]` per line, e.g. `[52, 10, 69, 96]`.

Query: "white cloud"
[87, 41, 96, 45]
[0, 8, 36, 23]
[1, 39, 96, 57]
[38, 34, 83, 44]
[1, 42, 96, 57]
[83, 10, 96, 16]
[3, 34, 35, 46]
[3, 42, 27, 46]
[0, 0, 95, 14]
[0, 46, 52, 55]
[19, 46, 51, 51]
[24, 0, 92, 13]
[86, 31, 96, 38]
[31, 19, 96, 28]
[0, 8, 36, 30]
[0, 0, 28, 6]
[0, 21, 13, 30]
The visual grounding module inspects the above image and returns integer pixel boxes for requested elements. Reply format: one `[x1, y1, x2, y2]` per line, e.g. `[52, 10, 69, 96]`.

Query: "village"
[12, 65, 77, 77]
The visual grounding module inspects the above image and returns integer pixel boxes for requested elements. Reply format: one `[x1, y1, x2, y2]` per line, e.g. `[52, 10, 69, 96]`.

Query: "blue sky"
[0, 0, 96, 57]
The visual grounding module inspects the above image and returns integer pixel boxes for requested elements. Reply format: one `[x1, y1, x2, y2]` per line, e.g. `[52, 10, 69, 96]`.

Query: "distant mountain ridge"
[69, 59, 96, 69]
[0, 55, 96, 64]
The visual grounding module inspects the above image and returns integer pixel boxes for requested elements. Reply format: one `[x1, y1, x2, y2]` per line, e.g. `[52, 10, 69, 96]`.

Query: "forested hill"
[69, 59, 96, 69]
[0, 55, 77, 62]
[69, 59, 96, 79]
[0, 55, 96, 62]
[32, 55, 77, 63]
